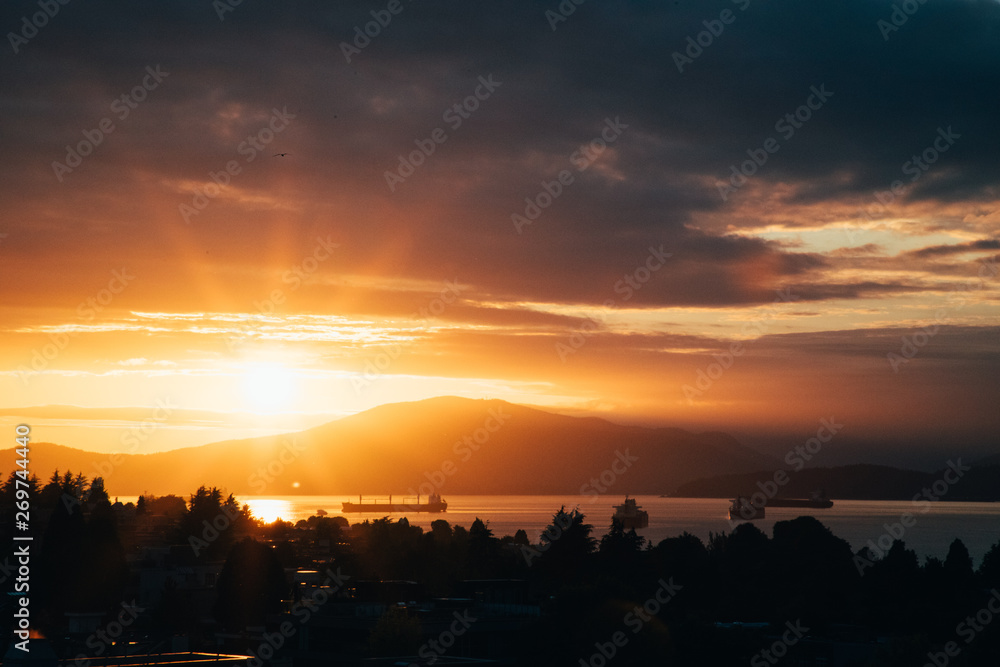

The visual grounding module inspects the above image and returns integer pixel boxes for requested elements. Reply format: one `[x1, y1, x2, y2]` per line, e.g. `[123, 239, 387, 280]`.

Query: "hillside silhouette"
[674, 462, 1000, 501]
[0, 397, 775, 495]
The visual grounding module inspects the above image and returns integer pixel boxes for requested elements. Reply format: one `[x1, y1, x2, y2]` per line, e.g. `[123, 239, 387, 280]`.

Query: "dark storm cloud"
[2, 0, 999, 309]
[745, 326, 1000, 393]
[908, 239, 1000, 258]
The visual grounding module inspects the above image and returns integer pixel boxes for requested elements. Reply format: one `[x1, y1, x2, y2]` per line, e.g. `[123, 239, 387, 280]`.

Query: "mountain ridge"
[672, 461, 1000, 501]
[1, 396, 776, 496]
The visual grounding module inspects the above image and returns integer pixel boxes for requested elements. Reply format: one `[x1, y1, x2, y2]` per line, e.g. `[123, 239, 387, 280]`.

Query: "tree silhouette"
[534, 507, 596, 586]
[943, 538, 974, 582]
[0, 471, 39, 527]
[36, 490, 88, 634]
[88, 476, 110, 504]
[467, 517, 501, 577]
[652, 532, 713, 618]
[180, 486, 253, 559]
[864, 540, 922, 632]
[769, 516, 859, 624]
[597, 517, 647, 585]
[599, 518, 646, 555]
[38, 469, 86, 510]
[82, 497, 129, 611]
[709, 522, 772, 620]
[980, 538, 1000, 589]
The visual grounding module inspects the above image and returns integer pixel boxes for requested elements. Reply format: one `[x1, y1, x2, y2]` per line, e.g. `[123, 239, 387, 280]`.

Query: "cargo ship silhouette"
[342, 492, 447, 513]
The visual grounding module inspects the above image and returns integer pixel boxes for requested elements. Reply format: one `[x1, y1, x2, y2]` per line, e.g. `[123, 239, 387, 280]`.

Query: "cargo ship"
[612, 496, 649, 529]
[729, 495, 765, 521]
[341, 493, 447, 513]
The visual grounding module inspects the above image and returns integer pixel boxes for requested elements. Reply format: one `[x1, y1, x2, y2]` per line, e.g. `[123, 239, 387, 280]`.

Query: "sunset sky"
[1, 1, 998, 464]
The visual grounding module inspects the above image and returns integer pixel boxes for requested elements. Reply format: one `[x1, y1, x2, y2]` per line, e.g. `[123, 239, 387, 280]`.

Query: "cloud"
[2, 1, 999, 313]
[1, 0, 998, 450]
[908, 239, 1000, 258]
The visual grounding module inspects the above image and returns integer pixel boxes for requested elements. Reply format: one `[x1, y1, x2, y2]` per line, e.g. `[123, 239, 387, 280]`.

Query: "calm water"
[222, 495, 1000, 567]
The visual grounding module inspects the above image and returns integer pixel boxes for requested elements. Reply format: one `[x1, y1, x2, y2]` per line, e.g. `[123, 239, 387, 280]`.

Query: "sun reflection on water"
[244, 498, 293, 523]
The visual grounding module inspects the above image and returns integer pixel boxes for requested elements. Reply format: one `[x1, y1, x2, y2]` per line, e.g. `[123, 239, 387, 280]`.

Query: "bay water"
[229, 495, 1000, 566]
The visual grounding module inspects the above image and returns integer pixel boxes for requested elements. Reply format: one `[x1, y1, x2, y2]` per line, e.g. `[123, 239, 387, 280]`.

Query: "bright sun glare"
[245, 498, 292, 524]
[241, 363, 298, 413]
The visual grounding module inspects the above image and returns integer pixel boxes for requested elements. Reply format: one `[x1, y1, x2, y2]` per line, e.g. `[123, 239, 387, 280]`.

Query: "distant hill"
[673, 462, 1000, 501]
[1, 396, 776, 497]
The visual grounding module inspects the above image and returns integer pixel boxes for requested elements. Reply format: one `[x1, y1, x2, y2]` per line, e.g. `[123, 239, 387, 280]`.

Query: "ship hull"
[729, 496, 765, 521]
[616, 515, 649, 529]
[729, 507, 765, 520]
[612, 497, 649, 529]
[341, 502, 447, 513]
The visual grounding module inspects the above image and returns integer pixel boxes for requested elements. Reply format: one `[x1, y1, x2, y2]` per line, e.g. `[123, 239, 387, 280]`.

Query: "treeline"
[263, 513, 1000, 664]
[0, 470, 257, 639]
[0, 470, 126, 633]
[2, 472, 1000, 664]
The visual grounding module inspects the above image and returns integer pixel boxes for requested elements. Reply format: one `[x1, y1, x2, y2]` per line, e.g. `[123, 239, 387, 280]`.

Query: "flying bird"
[273, 153, 290, 157]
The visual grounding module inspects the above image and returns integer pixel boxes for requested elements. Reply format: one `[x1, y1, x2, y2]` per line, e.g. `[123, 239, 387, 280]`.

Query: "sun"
[241, 363, 298, 413]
